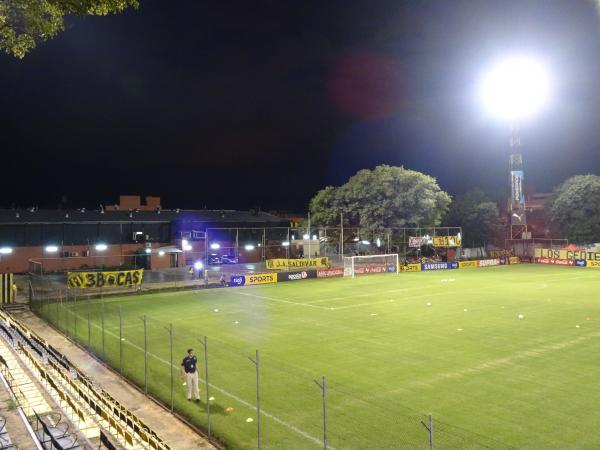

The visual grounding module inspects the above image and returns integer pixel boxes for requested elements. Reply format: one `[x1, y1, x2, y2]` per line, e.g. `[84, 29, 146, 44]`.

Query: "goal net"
[343, 254, 399, 278]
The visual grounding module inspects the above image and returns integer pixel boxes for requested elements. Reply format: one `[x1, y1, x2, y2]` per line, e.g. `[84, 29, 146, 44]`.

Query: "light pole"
[480, 56, 551, 240]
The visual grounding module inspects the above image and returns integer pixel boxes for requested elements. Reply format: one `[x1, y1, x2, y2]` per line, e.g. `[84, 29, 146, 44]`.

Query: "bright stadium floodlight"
[95, 243, 107, 251]
[194, 261, 203, 270]
[210, 243, 220, 250]
[245, 244, 255, 251]
[45, 245, 59, 253]
[145, 248, 152, 254]
[302, 234, 310, 240]
[361, 240, 370, 245]
[182, 239, 189, 246]
[282, 241, 290, 247]
[158, 250, 165, 256]
[183, 244, 192, 251]
[480, 56, 551, 122]
[0, 247, 13, 255]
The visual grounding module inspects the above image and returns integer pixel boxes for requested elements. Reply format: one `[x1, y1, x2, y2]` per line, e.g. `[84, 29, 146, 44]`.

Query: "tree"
[550, 174, 600, 244]
[444, 188, 502, 247]
[0, 0, 138, 58]
[309, 165, 451, 230]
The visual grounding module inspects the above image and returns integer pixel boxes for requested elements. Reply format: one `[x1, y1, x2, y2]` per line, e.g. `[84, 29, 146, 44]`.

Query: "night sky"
[2, 0, 600, 211]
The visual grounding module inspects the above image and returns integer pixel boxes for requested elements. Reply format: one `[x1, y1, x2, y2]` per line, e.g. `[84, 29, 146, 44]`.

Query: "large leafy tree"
[309, 165, 451, 229]
[444, 188, 502, 247]
[550, 174, 600, 244]
[0, 0, 138, 58]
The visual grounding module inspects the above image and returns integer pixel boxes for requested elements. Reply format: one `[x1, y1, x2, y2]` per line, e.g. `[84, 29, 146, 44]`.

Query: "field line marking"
[235, 290, 331, 310]
[59, 308, 328, 448]
[403, 330, 600, 390]
[332, 291, 450, 310]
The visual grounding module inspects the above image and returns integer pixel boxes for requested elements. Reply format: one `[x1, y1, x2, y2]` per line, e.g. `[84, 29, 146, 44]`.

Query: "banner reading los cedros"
[534, 248, 600, 261]
[67, 269, 144, 289]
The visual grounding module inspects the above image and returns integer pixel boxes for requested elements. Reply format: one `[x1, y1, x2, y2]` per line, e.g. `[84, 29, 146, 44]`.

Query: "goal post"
[343, 254, 399, 278]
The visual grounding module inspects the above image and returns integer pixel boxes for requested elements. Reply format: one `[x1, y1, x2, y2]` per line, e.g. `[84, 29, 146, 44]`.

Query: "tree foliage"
[0, 0, 138, 58]
[444, 188, 502, 247]
[550, 174, 600, 244]
[309, 165, 451, 230]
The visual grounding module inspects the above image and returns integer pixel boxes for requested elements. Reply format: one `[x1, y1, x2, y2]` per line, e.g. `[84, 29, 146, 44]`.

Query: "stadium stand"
[0, 309, 171, 450]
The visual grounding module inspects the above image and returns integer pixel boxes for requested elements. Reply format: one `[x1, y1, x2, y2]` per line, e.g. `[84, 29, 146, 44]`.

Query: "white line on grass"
[332, 291, 452, 310]
[61, 308, 329, 449]
[235, 290, 332, 310]
[404, 330, 600, 390]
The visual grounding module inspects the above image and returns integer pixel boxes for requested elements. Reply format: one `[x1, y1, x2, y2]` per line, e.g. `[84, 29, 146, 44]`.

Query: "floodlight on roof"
[95, 243, 107, 251]
[45, 245, 59, 253]
[245, 244, 255, 251]
[210, 243, 220, 250]
[0, 247, 13, 255]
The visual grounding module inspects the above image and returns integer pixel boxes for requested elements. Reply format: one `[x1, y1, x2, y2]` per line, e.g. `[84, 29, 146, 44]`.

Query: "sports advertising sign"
[511, 170, 525, 205]
[534, 248, 600, 261]
[230, 273, 278, 286]
[458, 261, 478, 269]
[277, 270, 317, 282]
[317, 268, 344, 278]
[399, 263, 421, 272]
[266, 258, 329, 270]
[421, 262, 458, 271]
[432, 236, 462, 247]
[586, 260, 600, 269]
[67, 269, 144, 289]
[409, 236, 426, 248]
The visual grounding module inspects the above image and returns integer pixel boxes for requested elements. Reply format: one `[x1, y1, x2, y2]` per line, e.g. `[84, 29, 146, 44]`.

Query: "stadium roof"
[0, 209, 288, 225]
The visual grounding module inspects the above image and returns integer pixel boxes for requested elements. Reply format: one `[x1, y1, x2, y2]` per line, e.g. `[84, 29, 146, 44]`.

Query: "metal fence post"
[203, 336, 211, 438]
[421, 413, 434, 450]
[248, 350, 261, 450]
[101, 302, 105, 358]
[314, 376, 327, 450]
[87, 298, 91, 349]
[119, 306, 123, 375]
[143, 315, 148, 395]
[169, 323, 173, 411]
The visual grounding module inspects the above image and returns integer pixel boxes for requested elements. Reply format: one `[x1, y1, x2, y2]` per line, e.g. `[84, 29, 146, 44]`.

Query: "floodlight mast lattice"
[480, 56, 551, 240]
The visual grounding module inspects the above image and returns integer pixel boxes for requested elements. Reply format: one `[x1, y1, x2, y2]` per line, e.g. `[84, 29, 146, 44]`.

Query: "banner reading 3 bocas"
[266, 257, 329, 270]
[67, 269, 144, 289]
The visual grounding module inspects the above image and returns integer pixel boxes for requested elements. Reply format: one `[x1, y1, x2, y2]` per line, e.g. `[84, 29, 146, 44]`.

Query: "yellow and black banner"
[509, 256, 520, 265]
[67, 269, 144, 289]
[1, 274, 14, 304]
[245, 273, 278, 285]
[534, 248, 600, 261]
[432, 235, 462, 247]
[399, 263, 421, 273]
[459, 260, 478, 269]
[266, 257, 329, 270]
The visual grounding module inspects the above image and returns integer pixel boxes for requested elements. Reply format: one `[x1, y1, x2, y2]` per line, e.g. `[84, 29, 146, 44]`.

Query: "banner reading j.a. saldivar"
[67, 269, 144, 289]
[266, 258, 329, 270]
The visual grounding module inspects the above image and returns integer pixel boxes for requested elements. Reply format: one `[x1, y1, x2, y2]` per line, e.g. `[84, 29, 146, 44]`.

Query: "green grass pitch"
[40, 264, 600, 449]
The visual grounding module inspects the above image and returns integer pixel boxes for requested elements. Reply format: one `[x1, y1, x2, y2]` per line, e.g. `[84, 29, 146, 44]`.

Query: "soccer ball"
[517, 314, 524, 320]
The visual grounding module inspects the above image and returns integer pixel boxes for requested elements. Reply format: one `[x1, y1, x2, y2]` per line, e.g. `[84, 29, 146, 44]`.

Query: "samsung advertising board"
[421, 262, 458, 271]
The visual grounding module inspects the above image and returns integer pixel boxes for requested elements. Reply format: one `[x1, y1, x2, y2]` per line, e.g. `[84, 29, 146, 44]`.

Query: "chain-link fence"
[27, 283, 517, 450]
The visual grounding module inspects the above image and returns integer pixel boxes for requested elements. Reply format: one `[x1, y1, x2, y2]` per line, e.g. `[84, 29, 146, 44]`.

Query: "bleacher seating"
[0, 309, 171, 450]
[33, 410, 83, 450]
[0, 416, 17, 450]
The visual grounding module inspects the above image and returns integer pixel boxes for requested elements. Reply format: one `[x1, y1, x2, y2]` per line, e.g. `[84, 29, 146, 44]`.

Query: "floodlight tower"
[480, 57, 551, 240]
